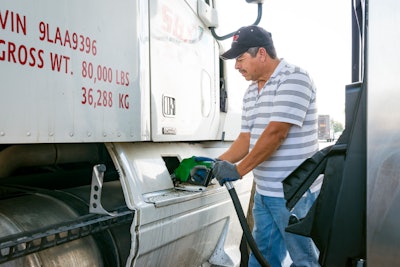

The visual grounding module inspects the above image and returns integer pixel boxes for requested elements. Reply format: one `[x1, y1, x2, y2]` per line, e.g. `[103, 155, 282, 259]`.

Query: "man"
[213, 26, 322, 266]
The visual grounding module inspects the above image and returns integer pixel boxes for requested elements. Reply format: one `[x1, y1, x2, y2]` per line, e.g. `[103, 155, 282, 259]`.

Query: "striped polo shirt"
[241, 59, 321, 197]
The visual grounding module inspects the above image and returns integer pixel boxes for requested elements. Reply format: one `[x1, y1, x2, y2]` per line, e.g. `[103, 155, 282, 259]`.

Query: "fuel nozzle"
[173, 156, 215, 187]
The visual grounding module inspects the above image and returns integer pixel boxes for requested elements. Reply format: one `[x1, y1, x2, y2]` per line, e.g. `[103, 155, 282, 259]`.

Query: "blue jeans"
[248, 190, 320, 267]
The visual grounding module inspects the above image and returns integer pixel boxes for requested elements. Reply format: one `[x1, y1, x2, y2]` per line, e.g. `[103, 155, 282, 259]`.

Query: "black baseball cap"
[220, 25, 273, 60]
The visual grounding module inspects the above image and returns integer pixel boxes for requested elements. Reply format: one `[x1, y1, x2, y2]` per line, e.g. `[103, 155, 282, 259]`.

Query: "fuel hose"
[225, 181, 271, 267]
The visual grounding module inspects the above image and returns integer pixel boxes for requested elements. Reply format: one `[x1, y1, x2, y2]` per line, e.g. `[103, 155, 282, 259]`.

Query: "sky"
[218, 0, 352, 125]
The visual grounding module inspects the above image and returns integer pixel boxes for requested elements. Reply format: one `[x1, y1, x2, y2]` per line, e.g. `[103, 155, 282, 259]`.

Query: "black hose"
[226, 183, 271, 267]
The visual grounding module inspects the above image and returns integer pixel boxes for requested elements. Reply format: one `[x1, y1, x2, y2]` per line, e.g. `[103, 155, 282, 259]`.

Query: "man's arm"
[236, 121, 292, 177]
[218, 132, 250, 163]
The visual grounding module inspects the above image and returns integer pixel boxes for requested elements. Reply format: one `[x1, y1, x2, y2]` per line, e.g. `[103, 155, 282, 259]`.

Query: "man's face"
[234, 50, 261, 81]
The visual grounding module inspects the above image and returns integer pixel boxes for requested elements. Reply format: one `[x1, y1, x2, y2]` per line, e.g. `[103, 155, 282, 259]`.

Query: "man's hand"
[212, 160, 241, 186]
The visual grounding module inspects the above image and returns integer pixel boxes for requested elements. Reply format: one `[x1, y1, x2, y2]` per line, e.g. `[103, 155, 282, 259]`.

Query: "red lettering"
[120, 71, 126, 85]
[0, 40, 44, 69]
[39, 21, 46, 41]
[28, 47, 44, 67]
[126, 72, 129, 86]
[50, 52, 70, 73]
[54, 27, 62, 45]
[7, 42, 16, 63]
[37, 50, 44, 68]
[38, 21, 97, 56]
[72, 33, 78, 49]
[64, 30, 71, 49]
[0, 10, 26, 35]
[29, 47, 36, 67]
[81, 88, 113, 109]
[0, 10, 8, 29]
[46, 23, 54, 43]
[50, 52, 62, 71]
[17, 44, 27, 65]
[162, 6, 173, 33]
[160, 4, 199, 43]
[0, 39, 5, 60]
[116, 70, 130, 86]
[119, 94, 129, 109]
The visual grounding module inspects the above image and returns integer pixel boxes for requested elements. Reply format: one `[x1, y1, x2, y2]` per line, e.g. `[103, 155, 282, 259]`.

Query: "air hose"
[225, 181, 271, 267]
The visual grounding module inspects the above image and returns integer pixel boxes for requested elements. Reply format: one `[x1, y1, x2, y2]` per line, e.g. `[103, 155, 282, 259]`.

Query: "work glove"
[212, 160, 241, 186]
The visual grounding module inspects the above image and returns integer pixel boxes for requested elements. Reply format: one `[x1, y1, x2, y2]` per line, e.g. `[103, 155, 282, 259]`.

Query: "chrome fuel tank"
[0, 181, 130, 267]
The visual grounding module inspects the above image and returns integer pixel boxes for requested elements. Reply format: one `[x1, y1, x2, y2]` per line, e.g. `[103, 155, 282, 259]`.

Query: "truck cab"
[0, 1, 262, 266]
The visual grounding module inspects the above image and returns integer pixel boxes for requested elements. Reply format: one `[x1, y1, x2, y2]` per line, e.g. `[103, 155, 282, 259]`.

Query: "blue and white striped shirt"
[241, 59, 322, 197]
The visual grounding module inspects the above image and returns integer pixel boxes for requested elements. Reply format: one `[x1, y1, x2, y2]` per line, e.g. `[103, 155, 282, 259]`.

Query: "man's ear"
[258, 47, 268, 61]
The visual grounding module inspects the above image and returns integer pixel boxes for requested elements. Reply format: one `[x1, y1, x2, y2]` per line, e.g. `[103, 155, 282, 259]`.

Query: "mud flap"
[283, 145, 332, 211]
[283, 150, 346, 248]
[282, 80, 366, 266]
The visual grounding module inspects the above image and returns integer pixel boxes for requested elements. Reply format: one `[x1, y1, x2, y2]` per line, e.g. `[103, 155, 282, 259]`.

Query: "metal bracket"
[90, 164, 116, 216]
